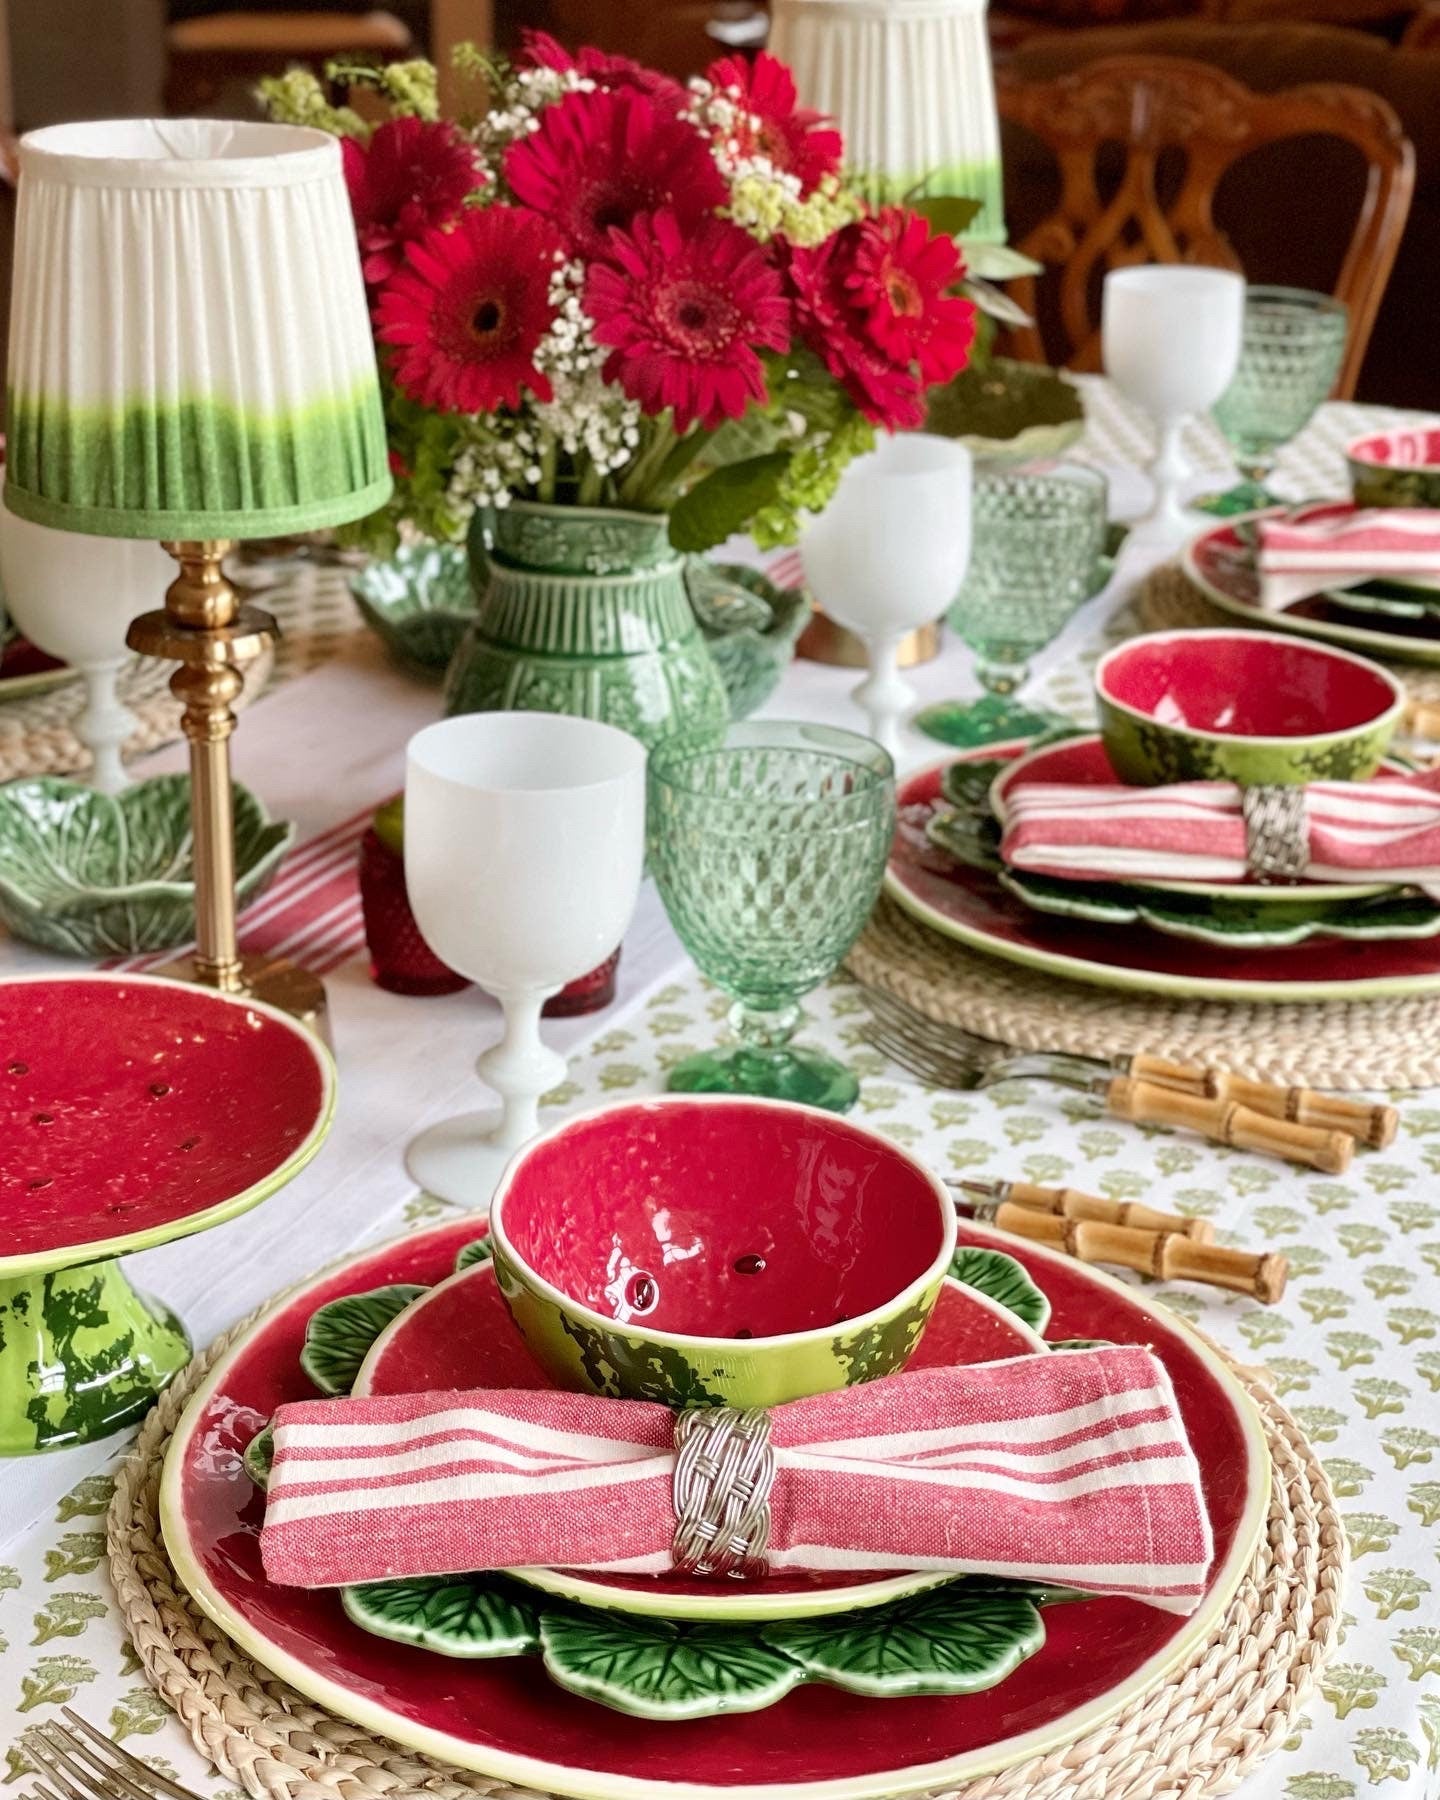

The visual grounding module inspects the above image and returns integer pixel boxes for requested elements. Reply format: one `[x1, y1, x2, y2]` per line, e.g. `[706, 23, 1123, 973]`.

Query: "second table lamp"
[3, 118, 391, 1024]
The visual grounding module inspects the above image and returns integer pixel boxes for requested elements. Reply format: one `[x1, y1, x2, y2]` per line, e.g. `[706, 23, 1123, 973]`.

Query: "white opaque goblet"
[403, 711, 647, 1208]
[801, 434, 972, 760]
[1102, 266, 1245, 538]
[0, 487, 171, 792]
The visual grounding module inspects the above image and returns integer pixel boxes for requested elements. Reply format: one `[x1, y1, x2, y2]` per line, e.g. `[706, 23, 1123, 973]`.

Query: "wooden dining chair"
[164, 10, 415, 115]
[995, 54, 1416, 398]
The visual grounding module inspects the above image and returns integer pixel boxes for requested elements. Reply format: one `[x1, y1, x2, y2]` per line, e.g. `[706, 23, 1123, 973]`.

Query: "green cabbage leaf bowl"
[0, 775, 294, 956]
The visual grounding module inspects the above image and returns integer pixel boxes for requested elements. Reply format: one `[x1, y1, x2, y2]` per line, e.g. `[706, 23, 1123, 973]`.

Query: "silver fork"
[863, 1012, 1006, 1093]
[18, 1710, 203, 1800]
[857, 985, 1367, 1170]
[861, 986, 1059, 1090]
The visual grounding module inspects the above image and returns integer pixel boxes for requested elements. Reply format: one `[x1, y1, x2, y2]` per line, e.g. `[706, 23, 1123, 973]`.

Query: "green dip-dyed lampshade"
[4, 118, 391, 541]
[767, 0, 1007, 244]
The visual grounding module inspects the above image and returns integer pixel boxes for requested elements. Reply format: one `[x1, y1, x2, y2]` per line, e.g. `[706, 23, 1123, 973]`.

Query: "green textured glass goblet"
[648, 721, 896, 1113]
[1201, 286, 1348, 515]
[915, 463, 1108, 748]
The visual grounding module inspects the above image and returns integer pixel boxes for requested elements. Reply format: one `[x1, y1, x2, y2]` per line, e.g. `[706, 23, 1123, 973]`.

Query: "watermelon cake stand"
[0, 973, 336, 1457]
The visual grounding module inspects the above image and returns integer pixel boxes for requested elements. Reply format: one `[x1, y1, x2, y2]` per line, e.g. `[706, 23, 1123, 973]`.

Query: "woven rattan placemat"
[109, 1291, 1342, 1800]
[849, 895, 1440, 1089]
[0, 561, 362, 783]
[1137, 565, 1440, 716]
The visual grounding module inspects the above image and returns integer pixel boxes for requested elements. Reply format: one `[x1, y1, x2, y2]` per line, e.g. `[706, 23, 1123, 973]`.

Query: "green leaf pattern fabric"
[4, 963, 1435, 1788]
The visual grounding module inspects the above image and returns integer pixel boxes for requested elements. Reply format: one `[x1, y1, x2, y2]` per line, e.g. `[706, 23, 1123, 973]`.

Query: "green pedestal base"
[1193, 480, 1278, 518]
[914, 694, 1069, 750]
[665, 1044, 860, 1113]
[0, 1260, 192, 1457]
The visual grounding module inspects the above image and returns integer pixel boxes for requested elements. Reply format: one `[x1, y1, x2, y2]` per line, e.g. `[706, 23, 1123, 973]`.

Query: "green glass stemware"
[647, 721, 896, 1113]
[1203, 286, 1348, 515]
[915, 463, 1108, 748]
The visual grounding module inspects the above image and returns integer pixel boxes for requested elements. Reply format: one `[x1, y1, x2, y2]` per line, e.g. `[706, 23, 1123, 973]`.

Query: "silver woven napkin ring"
[1241, 785, 1310, 881]
[671, 1406, 775, 1579]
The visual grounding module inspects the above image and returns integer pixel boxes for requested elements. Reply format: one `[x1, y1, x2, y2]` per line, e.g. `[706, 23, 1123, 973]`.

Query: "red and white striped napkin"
[1255, 507, 1440, 612]
[260, 1348, 1214, 1614]
[1000, 765, 1440, 891]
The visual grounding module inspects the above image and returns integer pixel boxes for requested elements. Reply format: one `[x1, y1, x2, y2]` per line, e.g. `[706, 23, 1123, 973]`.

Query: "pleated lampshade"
[768, 0, 1007, 244]
[4, 118, 391, 541]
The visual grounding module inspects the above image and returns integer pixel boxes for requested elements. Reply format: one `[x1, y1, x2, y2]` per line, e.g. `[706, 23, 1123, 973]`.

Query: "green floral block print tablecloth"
[2, 966, 1438, 1798]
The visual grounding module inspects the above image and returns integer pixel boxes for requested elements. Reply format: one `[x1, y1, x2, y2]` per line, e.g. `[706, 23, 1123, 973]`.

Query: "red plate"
[160, 1216, 1266, 1800]
[888, 752, 1440, 1000]
[352, 1257, 1047, 1621]
[0, 973, 336, 1276]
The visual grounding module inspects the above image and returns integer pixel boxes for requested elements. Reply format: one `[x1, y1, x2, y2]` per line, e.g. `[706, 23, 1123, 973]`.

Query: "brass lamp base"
[145, 952, 331, 1045]
[127, 541, 328, 1039]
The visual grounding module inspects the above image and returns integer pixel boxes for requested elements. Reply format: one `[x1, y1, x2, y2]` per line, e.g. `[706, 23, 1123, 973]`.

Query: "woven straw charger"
[110, 1271, 1343, 1800]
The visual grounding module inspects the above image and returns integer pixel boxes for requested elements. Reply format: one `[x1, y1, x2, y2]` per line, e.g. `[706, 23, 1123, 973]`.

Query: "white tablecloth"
[2, 382, 1437, 1800]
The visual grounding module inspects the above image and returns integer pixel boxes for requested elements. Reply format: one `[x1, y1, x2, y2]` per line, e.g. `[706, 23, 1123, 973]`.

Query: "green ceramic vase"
[444, 502, 730, 752]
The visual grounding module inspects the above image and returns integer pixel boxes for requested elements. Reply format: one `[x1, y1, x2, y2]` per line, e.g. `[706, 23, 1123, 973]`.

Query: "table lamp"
[4, 119, 391, 1025]
[768, 0, 1007, 244]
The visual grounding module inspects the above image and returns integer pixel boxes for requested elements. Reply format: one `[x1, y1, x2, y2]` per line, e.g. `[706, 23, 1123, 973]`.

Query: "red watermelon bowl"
[487, 1094, 958, 1409]
[0, 972, 336, 1457]
[1347, 424, 1440, 508]
[1095, 626, 1404, 787]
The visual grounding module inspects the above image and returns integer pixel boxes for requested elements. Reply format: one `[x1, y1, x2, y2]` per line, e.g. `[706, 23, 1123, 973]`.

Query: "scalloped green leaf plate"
[343, 1574, 1041, 1724]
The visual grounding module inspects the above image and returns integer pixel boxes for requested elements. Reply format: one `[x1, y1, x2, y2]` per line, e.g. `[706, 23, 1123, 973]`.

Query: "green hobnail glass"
[647, 722, 896, 1113]
[916, 463, 1108, 748]
[1203, 286, 1348, 514]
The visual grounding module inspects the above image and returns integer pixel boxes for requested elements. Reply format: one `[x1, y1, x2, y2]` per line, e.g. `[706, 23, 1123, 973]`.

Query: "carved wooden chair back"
[996, 55, 1415, 398]
[1400, 3, 1440, 48]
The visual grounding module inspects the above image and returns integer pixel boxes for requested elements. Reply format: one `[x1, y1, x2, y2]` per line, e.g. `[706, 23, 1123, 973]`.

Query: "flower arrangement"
[264, 41, 979, 553]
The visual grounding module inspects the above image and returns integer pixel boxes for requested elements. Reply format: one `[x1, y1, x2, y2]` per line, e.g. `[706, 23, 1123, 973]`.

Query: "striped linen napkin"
[260, 1348, 1214, 1613]
[999, 766, 1440, 891]
[1255, 507, 1440, 611]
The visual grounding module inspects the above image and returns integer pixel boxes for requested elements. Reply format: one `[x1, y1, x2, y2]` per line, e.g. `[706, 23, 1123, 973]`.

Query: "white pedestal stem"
[77, 658, 134, 794]
[854, 633, 912, 760]
[478, 987, 569, 1152]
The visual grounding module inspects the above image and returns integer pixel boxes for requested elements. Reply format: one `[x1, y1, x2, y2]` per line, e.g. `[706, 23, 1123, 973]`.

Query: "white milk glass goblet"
[0, 484, 171, 792]
[801, 434, 972, 760]
[1102, 266, 1245, 537]
[404, 712, 647, 1207]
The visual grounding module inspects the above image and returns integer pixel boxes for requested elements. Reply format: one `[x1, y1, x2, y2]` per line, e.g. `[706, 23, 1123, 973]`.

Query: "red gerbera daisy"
[375, 207, 561, 415]
[787, 208, 976, 429]
[587, 210, 791, 430]
[504, 87, 726, 266]
[705, 51, 842, 196]
[786, 230, 925, 431]
[847, 207, 977, 385]
[342, 117, 484, 286]
[519, 29, 686, 104]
